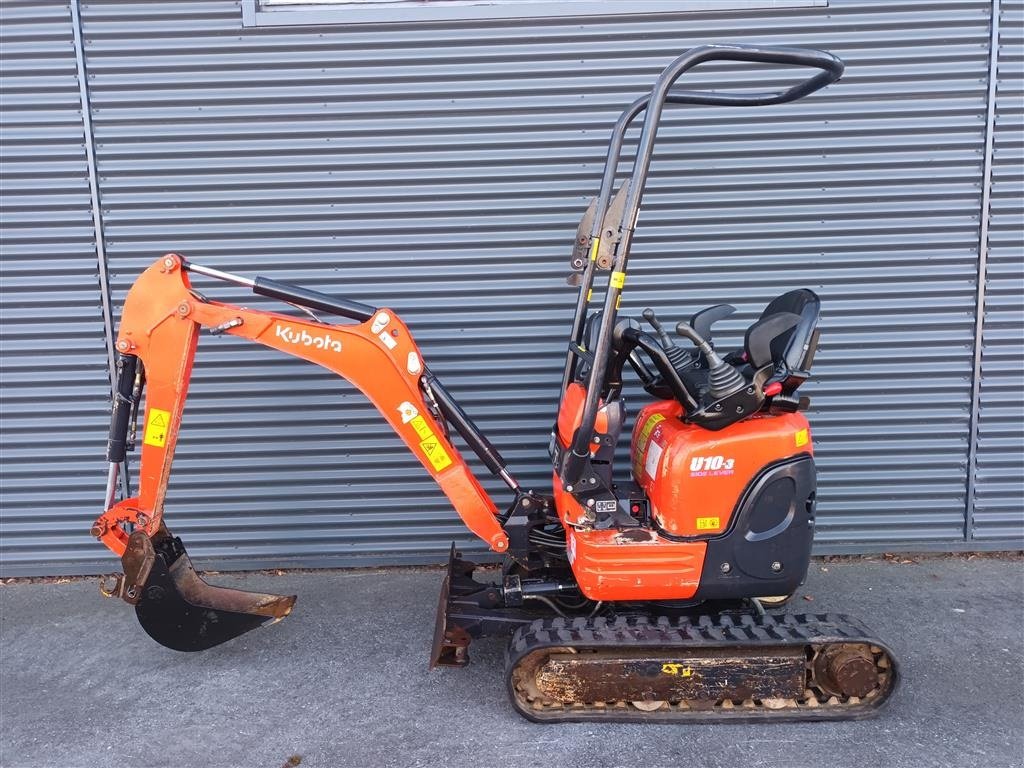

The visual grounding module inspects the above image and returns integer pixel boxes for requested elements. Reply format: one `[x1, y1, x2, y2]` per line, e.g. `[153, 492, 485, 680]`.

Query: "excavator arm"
[93, 253, 509, 650]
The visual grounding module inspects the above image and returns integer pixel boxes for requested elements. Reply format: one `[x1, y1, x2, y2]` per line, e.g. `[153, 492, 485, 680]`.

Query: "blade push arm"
[92, 253, 509, 557]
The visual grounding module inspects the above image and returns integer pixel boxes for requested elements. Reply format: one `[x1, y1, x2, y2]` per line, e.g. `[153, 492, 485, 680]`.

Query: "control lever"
[676, 321, 746, 401]
[689, 303, 736, 346]
[641, 308, 674, 348]
[642, 308, 693, 371]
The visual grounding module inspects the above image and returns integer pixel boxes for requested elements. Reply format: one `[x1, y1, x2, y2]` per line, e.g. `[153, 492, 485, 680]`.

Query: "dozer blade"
[429, 544, 473, 668]
[123, 530, 295, 652]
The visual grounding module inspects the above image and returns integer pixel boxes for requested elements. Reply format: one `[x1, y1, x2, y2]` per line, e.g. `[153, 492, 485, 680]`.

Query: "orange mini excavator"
[94, 44, 898, 722]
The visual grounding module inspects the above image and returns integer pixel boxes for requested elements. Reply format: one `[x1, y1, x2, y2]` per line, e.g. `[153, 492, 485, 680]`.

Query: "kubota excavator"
[93, 44, 898, 722]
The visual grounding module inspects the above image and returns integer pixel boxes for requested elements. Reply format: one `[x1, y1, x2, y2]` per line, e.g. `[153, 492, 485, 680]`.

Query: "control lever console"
[675, 322, 745, 401]
[641, 308, 695, 372]
[674, 321, 764, 431]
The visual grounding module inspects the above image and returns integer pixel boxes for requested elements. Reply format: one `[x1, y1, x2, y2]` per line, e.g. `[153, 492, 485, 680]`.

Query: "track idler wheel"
[812, 644, 878, 698]
[104, 529, 296, 652]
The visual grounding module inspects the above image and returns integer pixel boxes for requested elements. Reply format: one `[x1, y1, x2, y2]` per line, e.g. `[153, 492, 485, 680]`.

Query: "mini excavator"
[94, 44, 898, 722]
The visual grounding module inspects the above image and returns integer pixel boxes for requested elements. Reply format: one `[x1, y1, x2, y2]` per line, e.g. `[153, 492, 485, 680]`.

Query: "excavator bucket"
[109, 529, 296, 652]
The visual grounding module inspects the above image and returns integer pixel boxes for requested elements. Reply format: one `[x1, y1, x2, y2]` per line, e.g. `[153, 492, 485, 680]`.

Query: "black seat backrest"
[744, 289, 821, 384]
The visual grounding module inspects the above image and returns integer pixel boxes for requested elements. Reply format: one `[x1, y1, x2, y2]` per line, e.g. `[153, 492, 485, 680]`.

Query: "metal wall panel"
[0, 1, 113, 575]
[70, 0, 994, 572]
[974, 0, 1024, 541]
[3, 0, 1015, 575]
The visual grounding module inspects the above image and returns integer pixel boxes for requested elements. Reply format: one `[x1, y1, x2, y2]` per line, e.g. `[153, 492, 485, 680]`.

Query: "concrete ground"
[1, 555, 1022, 768]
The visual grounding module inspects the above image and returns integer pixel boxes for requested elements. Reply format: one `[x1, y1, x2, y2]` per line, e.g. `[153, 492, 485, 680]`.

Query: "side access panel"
[695, 456, 816, 601]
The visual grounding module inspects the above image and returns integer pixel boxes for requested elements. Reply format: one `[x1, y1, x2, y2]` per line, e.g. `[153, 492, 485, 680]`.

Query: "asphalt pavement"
[1, 554, 1022, 768]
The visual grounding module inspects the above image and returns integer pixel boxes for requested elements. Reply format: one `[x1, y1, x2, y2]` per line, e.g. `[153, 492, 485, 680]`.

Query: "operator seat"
[743, 289, 820, 394]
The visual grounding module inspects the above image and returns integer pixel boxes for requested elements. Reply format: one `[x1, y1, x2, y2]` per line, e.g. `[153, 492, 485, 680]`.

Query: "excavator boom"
[95, 253, 510, 650]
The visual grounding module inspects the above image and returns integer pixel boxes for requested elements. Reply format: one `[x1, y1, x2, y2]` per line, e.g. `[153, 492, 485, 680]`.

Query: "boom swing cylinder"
[93, 43, 898, 722]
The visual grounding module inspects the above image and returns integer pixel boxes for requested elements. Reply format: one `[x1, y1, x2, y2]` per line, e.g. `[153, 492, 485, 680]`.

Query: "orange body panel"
[552, 474, 707, 601]
[555, 382, 609, 449]
[553, 386, 707, 601]
[92, 254, 507, 556]
[552, 387, 811, 601]
[632, 401, 812, 537]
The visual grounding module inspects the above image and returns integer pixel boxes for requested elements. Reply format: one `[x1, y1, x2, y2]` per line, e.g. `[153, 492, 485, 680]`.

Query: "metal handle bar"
[656, 43, 844, 108]
[599, 46, 842, 236]
[618, 44, 844, 233]
[560, 45, 843, 397]
[560, 44, 844, 484]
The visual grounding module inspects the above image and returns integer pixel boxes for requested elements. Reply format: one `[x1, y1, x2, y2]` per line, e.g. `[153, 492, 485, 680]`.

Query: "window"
[242, 0, 825, 27]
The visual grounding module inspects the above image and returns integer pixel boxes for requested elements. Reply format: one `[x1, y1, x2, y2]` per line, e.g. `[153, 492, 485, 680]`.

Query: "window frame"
[242, 0, 826, 28]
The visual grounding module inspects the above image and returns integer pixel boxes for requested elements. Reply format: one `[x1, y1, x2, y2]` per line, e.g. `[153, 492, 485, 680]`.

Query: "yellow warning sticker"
[419, 436, 453, 471]
[410, 415, 434, 440]
[586, 289, 593, 302]
[661, 663, 694, 677]
[696, 516, 721, 531]
[408, 413, 453, 471]
[610, 271, 626, 289]
[143, 408, 170, 448]
[633, 413, 667, 475]
[639, 413, 666, 441]
[795, 428, 809, 448]
[589, 238, 601, 262]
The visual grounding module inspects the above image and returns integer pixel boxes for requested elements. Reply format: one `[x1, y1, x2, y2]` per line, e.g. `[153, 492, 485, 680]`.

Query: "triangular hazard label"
[422, 440, 437, 455]
[151, 412, 168, 427]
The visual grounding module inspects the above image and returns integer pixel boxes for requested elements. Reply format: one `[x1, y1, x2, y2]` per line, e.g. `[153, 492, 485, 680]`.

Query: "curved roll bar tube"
[559, 44, 844, 486]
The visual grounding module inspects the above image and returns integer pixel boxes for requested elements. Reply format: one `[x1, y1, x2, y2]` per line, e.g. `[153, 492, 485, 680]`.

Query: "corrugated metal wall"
[974, 0, 1024, 541]
[0, 2, 115, 574]
[0, 0, 1020, 575]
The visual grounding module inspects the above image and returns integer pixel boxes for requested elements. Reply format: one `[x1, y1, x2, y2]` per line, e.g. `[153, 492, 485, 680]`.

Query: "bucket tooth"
[131, 531, 296, 652]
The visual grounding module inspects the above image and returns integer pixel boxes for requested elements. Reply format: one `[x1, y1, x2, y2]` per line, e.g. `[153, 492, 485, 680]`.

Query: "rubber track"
[505, 613, 899, 723]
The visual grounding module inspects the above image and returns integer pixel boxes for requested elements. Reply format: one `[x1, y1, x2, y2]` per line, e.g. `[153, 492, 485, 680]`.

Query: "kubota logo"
[690, 455, 735, 474]
[275, 324, 342, 353]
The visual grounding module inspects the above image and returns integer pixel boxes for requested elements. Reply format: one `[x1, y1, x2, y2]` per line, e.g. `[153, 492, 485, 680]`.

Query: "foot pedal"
[120, 529, 296, 652]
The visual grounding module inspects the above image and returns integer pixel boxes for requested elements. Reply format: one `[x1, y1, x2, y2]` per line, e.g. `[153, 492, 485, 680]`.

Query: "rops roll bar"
[560, 44, 844, 486]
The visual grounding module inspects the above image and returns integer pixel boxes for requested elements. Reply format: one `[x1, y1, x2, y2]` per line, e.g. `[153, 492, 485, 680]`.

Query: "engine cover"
[551, 393, 816, 602]
[632, 401, 812, 538]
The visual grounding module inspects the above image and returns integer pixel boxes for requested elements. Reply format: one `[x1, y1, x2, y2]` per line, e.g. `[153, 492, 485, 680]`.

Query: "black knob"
[675, 321, 717, 361]
[642, 308, 675, 350]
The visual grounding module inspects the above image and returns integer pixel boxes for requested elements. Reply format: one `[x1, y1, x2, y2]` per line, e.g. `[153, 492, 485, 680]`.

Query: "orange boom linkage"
[94, 44, 899, 722]
[94, 253, 505, 557]
[93, 253, 513, 650]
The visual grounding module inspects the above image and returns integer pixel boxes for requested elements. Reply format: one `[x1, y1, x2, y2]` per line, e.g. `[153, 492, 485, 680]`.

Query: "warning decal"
[408, 413, 453, 471]
[409, 415, 434, 440]
[696, 516, 721, 531]
[143, 408, 171, 448]
[661, 663, 694, 677]
[633, 412, 666, 476]
[795, 428, 809, 448]
[644, 440, 663, 479]
[397, 401, 419, 424]
[418, 436, 453, 471]
[635, 412, 665, 454]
